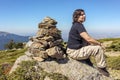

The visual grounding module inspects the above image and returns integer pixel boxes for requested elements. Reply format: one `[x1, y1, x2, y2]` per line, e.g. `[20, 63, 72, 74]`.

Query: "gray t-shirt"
[67, 22, 89, 49]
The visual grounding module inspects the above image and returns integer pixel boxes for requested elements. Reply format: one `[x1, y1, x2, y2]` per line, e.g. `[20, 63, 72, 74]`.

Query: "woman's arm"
[80, 32, 101, 45]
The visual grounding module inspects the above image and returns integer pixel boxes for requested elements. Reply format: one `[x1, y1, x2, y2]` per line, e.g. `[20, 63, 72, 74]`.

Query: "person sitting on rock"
[66, 9, 109, 77]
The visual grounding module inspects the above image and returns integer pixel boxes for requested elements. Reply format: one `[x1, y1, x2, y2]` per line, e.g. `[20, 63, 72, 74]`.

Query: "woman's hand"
[100, 43, 106, 50]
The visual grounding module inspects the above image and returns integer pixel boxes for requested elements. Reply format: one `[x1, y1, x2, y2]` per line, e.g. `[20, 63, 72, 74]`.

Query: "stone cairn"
[26, 17, 66, 61]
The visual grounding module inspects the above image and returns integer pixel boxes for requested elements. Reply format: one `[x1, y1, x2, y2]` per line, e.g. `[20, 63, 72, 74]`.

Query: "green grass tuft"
[0, 48, 27, 65]
[107, 56, 120, 70]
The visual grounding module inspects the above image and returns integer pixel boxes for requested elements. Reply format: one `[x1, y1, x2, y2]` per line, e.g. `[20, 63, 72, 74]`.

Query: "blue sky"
[0, 0, 120, 39]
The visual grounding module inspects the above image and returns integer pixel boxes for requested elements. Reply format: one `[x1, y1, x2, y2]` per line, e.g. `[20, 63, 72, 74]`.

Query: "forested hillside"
[0, 31, 29, 50]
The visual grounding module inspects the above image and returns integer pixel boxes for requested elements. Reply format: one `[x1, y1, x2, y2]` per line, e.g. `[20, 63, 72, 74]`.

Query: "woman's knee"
[96, 45, 103, 50]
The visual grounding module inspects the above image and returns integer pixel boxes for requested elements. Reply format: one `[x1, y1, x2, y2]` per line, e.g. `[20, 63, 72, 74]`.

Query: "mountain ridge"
[0, 31, 29, 50]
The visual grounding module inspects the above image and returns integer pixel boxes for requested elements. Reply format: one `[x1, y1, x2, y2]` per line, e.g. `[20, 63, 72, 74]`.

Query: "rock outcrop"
[36, 58, 114, 80]
[9, 55, 114, 80]
[9, 17, 114, 80]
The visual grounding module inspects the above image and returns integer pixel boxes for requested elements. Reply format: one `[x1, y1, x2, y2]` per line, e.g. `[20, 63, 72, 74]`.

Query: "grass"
[107, 56, 120, 70]
[97, 38, 120, 52]
[0, 48, 27, 65]
[0, 48, 27, 79]
[106, 41, 120, 51]
[90, 55, 120, 70]
[98, 38, 120, 42]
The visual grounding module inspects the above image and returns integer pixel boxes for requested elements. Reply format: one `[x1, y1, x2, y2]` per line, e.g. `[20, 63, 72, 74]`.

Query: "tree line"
[4, 40, 24, 49]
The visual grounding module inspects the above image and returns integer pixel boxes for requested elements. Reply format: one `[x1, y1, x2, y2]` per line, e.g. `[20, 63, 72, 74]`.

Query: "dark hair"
[72, 9, 85, 24]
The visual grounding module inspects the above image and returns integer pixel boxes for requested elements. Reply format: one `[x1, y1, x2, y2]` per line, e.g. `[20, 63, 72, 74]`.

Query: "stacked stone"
[28, 17, 65, 61]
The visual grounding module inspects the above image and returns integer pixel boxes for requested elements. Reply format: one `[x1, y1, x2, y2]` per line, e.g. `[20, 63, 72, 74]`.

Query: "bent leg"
[67, 45, 106, 68]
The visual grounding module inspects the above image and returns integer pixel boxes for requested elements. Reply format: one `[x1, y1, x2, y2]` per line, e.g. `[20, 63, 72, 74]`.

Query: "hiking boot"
[97, 67, 110, 77]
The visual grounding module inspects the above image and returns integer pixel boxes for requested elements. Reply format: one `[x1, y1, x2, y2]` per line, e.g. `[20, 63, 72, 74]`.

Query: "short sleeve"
[76, 23, 86, 34]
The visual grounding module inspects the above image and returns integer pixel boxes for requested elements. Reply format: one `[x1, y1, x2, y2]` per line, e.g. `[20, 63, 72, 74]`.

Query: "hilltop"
[0, 38, 120, 80]
[0, 32, 120, 79]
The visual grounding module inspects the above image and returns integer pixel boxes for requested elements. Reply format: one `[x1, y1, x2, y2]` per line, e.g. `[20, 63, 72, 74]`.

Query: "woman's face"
[77, 12, 86, 23]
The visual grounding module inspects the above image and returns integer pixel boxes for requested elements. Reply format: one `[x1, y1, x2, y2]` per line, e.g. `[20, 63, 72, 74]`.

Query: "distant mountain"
[0, 31, 29, 50]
